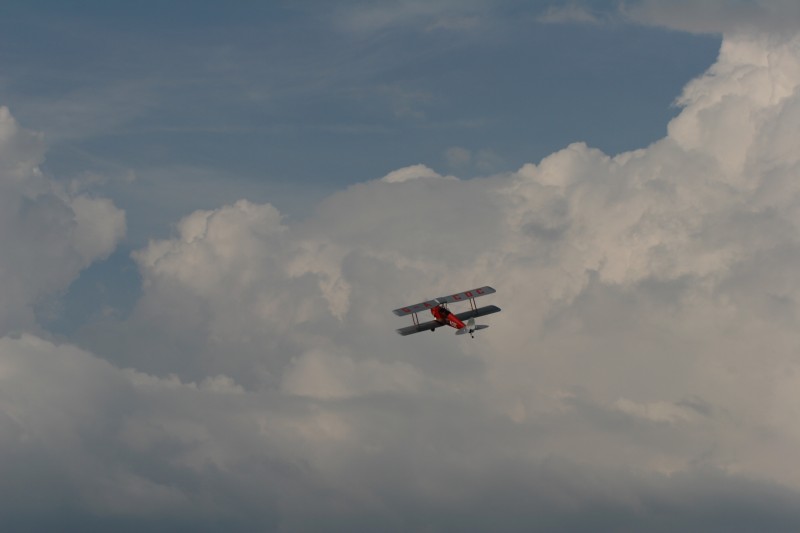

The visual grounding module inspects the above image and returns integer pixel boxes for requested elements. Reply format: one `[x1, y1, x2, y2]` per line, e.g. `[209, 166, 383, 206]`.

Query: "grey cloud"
[625, 0, 800, 36]
[0, 107, 125, 335]
[4, 14, 800, 533]
[3, 334, 800, 531]
[59, 31, 800, 528]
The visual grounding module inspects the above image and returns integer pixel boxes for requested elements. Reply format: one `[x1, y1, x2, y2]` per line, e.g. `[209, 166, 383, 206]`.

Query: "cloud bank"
[3, 19, 800, 533]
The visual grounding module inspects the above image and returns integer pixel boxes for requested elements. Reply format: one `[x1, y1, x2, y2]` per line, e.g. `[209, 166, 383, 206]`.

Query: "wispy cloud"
[538, 4, 610, 25]
[624, 0, 800, 35]
[329, 0, 497, 33]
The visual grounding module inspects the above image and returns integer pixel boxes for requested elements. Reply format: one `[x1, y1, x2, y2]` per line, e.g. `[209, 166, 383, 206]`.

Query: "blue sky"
[1, 1, 718, 238]
[7, 2, 800, 531]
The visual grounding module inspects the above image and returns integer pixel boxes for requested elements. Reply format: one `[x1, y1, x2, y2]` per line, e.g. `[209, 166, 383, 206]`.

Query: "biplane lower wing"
[395, 305, 501, 336]
[396, 319, 446, 336]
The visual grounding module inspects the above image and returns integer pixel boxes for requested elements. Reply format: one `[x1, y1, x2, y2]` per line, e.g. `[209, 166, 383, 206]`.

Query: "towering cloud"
[3, 17, 800, 532]
[0, 107, 125, 335]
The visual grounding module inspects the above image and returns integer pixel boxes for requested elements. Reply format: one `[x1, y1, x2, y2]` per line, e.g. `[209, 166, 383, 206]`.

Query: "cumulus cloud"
[4, 14, 800, 532]
[0, 107, 125, 335]
[380, 163, 455, 183]
[625, 0, 800, 36]
[7, 334, 800, 532]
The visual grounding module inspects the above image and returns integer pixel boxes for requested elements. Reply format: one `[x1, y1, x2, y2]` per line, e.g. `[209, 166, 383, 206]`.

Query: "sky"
[2, 0, 800, 531]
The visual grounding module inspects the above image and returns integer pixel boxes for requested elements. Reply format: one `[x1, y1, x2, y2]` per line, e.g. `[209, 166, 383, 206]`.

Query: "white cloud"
[0, 107, 125, 335]
[4, 15, 800, 532]
[281, 349, 427, 399]
[3, 334, 800, 530]
[89, 28, 800, 495]
[379, 163, 454, 182]
[0, 334, 186, 516]
[614, 397, 702, 424]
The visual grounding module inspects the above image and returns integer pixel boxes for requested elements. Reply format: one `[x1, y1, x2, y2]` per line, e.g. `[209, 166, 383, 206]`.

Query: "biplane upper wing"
[436, 286, 496, 305]
[392, 298, 440, 317]
[454, 305, 502, 322]
[396, 319, 446, 336]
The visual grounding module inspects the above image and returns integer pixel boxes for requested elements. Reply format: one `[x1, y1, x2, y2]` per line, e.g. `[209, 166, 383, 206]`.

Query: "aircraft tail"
[455, 318, 489, 338]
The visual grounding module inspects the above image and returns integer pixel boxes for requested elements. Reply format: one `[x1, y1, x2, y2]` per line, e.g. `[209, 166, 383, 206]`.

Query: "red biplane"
[392, 286, 501, 338]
